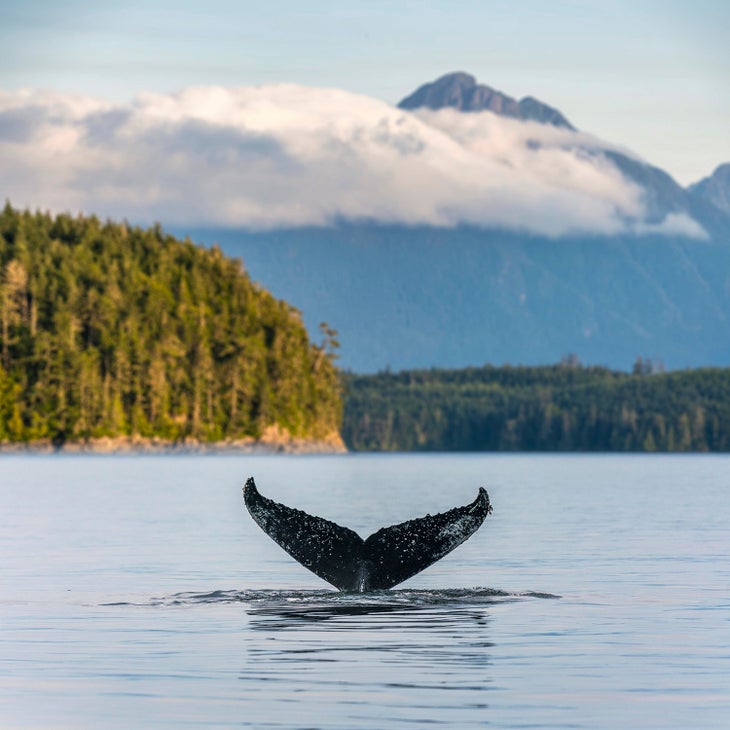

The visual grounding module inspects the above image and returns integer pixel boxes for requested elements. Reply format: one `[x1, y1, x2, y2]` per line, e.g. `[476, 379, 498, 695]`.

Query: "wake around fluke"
[242, 477, 492, 592]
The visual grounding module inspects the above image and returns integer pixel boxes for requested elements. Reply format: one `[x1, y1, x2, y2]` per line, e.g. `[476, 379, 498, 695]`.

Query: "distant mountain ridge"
[186, 224, 730, 374]
[603, 151, 730, 241]
[397, 72, 730, 241]
[178, 73, 730, 374]
[398, 71, 576, 130]
[689, 164, 730, 215]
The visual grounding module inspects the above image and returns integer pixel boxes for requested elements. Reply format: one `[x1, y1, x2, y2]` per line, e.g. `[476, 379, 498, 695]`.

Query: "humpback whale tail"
[243, 477, 492, 592]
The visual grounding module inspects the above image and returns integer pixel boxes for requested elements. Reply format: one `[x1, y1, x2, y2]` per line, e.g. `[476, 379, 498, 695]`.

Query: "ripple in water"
[104, 587, 558, 611]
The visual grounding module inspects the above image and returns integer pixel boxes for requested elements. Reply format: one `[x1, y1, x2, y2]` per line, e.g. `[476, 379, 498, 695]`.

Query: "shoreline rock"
[0, 427, 347, 455]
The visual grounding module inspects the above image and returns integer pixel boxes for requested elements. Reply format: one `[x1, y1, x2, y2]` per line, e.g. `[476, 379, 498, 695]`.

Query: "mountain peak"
[398, 72, 575, 131]
[688, 163, 730, 215]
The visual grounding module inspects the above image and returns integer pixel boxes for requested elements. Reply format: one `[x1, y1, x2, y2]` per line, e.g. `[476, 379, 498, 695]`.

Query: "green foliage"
[0, 203, 342, 444]
[342, 363, 730, 452]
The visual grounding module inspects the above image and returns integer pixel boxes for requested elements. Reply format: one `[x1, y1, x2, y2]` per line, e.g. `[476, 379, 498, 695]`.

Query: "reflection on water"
[100, 588, 558, 725]
[245, 588, 508, 628]
[237, 589, 504, 727]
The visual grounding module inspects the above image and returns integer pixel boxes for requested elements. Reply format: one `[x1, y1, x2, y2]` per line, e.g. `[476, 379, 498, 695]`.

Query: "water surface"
[2, 454, 729, 728]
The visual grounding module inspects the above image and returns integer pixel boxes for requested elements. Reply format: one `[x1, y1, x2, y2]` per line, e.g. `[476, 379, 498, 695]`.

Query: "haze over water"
[2, 454, 728, 728]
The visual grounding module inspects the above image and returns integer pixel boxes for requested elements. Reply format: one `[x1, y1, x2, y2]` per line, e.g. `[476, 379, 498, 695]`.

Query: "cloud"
[0, 84, 707, 237]
[632, 212, 709, 239]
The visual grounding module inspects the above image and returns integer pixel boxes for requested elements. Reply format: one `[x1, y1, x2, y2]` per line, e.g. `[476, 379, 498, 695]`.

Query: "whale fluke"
[243, 477, 492, 592]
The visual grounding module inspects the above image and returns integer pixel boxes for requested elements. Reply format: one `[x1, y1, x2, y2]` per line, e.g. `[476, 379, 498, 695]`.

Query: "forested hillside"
[343, 363, 730, 452]
[0, 204, 342, 446]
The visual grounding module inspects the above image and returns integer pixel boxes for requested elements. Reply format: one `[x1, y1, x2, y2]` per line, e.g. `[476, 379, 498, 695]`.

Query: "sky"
[0, 0, 730, 238]
[0, 0, 727, 212]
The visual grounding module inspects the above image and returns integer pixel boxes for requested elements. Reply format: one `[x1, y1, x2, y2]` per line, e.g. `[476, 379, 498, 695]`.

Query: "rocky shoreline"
[0, 426, 347, 455]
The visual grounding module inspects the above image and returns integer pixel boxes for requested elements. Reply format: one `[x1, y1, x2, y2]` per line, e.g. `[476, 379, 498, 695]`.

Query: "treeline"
[0, 204, 341, 444]
[342, 363, 730, 451]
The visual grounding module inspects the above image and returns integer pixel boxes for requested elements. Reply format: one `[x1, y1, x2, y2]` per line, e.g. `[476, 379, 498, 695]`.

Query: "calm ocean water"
[1, 453, 729, 729]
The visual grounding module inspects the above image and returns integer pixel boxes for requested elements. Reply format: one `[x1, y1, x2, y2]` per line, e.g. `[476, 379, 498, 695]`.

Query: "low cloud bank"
[0, 85, 704, 237]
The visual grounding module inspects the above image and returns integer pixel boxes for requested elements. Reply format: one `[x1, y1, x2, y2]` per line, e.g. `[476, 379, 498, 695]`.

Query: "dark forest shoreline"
[342, 364, 730, 452]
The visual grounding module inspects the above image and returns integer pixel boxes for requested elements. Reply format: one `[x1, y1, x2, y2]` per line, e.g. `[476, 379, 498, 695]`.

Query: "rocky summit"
[397, 71, 575, 130]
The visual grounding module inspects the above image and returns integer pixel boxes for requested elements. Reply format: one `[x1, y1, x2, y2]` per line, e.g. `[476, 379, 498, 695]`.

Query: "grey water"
[1, 454, 729, 729]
